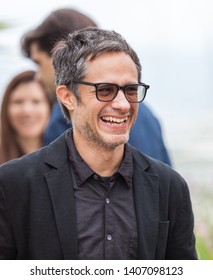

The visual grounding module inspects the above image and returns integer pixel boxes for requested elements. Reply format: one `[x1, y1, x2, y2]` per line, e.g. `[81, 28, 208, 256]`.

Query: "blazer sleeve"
[165, 176, 197, 259]
[0, 184, 16, 259]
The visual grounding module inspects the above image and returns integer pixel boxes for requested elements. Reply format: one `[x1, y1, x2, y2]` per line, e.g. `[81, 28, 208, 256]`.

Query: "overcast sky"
[1, 0, 213, 169]
[1, 0, 212, 51]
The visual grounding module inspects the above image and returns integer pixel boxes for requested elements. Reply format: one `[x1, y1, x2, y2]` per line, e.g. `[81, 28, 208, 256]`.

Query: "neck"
[73, 135, 124, 177]
[17, 136, 42, 155]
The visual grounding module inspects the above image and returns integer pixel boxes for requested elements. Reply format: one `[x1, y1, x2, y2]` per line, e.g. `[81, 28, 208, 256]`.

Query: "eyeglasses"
[73, 80, 149, 103]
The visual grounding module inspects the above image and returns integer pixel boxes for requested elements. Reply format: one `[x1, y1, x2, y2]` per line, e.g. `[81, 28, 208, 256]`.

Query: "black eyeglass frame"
[72, 80, 149, 103]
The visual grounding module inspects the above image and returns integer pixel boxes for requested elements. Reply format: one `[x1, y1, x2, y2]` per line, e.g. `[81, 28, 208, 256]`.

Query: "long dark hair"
[0, 70, 51, 164]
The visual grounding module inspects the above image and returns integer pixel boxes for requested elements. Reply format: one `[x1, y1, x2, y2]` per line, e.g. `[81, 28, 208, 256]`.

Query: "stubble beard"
[76, 121, 129, 151]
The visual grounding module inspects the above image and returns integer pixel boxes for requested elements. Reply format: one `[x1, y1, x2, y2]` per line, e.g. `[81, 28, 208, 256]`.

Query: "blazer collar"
[44, 133, 69, 169]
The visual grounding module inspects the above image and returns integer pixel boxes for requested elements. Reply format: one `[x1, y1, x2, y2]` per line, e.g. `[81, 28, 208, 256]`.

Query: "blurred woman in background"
[0, 70, 51, 164]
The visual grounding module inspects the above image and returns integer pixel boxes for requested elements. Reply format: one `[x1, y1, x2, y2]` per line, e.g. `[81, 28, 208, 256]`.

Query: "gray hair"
[52, 27, 142, 121]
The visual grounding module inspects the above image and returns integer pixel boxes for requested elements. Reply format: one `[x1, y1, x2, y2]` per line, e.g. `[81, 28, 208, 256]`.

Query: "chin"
[20, 132, 40, 139]
[102, 135, 129, 149]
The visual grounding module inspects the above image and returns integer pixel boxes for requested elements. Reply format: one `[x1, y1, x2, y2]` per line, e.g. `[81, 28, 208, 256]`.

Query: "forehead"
[86, 52, 138, 82]
[10, 82, 44, 99]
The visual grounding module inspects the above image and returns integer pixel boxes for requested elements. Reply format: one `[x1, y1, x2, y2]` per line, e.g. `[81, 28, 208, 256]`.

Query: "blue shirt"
[129, 103, 171, 165]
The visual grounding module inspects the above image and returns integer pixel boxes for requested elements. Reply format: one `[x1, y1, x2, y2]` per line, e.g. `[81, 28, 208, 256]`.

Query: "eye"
[125, 85, 138, 95]
[97, 84, 115, 97]
[32, 99, 42, 105]
[10, 99, 24, 105]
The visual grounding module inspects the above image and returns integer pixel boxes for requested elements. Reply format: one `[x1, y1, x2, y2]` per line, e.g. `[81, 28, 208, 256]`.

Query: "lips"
[101, 116, 128, 126]
[19, 119, 37, 126]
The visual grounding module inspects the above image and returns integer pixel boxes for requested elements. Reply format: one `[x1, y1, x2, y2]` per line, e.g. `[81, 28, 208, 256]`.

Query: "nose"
[21, 102, 34, 114]
[111, 90, 131, 111]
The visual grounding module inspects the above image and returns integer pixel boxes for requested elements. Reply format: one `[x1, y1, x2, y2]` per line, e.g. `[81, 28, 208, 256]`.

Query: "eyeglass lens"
[96, 84, 145, 103]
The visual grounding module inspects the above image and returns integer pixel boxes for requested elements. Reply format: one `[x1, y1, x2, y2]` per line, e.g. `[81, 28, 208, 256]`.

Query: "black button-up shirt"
[65, 129, 138, 259]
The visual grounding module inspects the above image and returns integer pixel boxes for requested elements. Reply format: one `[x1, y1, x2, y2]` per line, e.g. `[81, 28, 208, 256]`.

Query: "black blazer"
[0, 133, 197, 260]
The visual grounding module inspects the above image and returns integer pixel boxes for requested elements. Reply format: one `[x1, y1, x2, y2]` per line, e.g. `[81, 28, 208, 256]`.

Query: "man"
[0, 27, 197, 260]
[21, 8, 171, 165]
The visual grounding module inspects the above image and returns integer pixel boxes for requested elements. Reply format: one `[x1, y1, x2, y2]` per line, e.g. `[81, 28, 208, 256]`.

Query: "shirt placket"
[104, 179, 115, 260]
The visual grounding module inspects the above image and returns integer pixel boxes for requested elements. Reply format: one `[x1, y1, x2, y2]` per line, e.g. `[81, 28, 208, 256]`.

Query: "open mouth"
[101, 116, 128, 126]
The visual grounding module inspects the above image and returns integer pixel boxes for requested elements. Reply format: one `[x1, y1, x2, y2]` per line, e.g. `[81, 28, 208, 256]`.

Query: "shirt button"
[106, 198, 110, 204]
[93, 174, 98, 180]
[107, 234, 112, 241]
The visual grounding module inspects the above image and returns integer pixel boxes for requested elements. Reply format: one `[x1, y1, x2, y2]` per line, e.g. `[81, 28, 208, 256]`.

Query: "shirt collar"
[65, 129, 133, 189]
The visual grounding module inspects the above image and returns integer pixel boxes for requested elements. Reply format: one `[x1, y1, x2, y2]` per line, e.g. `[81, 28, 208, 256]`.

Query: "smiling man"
[0, 27, 197, 260]
[58, 52, 140, 152]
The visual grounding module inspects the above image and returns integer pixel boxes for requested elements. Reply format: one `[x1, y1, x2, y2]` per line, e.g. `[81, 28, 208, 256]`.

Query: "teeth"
[102, 116, 127, 123]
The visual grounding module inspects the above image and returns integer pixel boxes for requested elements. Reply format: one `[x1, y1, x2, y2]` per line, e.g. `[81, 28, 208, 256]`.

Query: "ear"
[56, 85, 76, 111]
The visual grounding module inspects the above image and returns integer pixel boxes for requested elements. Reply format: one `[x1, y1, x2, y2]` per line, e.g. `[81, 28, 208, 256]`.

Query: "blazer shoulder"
[0, 134, 68, 178]
[132, 146, 187, 186]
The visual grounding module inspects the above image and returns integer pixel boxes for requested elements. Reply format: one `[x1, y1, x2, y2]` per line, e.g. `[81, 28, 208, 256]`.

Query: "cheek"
[72, 96, 105, 127]
[7, 106, 20, 122]
[36, 105, 50, 120]
[131, 104, 138, 118]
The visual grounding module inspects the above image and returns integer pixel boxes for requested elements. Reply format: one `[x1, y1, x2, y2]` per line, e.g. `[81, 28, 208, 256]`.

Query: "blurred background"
[0, 0, 212, 259]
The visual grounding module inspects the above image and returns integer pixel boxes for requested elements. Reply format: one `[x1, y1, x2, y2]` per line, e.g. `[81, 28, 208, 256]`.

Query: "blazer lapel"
[44, 135, 78, 259]
[132, 151, 159, 259]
